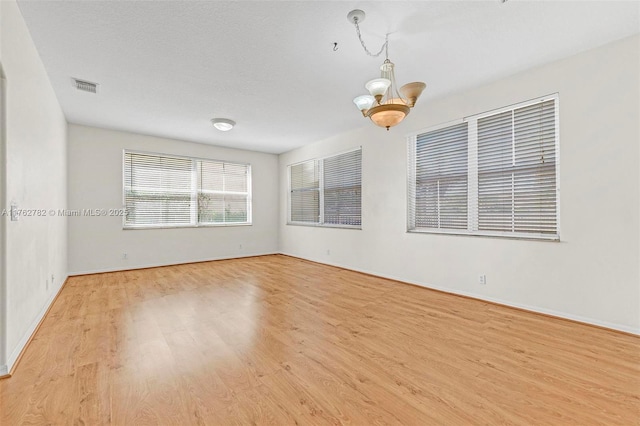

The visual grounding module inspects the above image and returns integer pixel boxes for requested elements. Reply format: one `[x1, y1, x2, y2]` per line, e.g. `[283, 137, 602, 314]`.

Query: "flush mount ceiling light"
[348, 9, 426, 130]
[211, 118, 236, 131]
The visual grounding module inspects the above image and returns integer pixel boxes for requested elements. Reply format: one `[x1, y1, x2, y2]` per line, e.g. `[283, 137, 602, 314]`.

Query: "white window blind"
[197, 160, 251, 224]
[288, 148, 362, 228]
[289, 160, 320, 223]
[413, 123, 468, 230]
[124, 151, 251, 228]
[323, 149, 362, 226]
[478, 100, 557, 235]
[124, 153, 194, 227]
[408, 95, 559, 240]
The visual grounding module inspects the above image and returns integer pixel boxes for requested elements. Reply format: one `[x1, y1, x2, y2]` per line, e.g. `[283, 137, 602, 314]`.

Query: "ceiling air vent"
[72, 78, 98, 93]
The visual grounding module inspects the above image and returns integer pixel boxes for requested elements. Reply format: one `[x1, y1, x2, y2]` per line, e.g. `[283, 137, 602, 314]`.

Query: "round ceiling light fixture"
[211, 118, 236, 131]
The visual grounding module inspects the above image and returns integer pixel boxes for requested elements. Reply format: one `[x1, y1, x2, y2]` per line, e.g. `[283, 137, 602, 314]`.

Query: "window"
[124, 151, 251, 228]
[323, 149, 362, 226]
[408, 95, 559, 240]
[289, 159, 320, 224]
[197, 160, 250, 224]
[288, 148, 362, 228]
[412, 122, 469, 230]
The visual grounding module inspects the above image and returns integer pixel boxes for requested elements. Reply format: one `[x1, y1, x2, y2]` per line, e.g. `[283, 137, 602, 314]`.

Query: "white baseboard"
[0, 364, 7, 377]
[280, 252, 640, 336]
[5, 276, 68, 374]
[68, 252, 278, 276]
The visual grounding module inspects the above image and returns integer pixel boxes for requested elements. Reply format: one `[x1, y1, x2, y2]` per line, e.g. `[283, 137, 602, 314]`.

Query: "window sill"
[123, 222, 252, 230]
[287, 222, 361, 230]
[407, 228, 559, 242]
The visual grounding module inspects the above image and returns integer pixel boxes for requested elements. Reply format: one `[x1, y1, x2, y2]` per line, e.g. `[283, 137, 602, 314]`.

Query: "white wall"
[279, 35, 640, 334]
[0, 0, 68, 374]
[0, 1, 6, 372]
[67, 124, 279, 274]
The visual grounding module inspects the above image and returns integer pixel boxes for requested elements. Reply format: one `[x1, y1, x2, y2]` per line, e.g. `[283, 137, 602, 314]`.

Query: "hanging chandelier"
[348, 9, 426, 131]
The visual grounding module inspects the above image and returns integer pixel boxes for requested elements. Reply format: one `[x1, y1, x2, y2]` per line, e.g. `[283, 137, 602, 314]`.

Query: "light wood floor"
[1, 255, 638, 425]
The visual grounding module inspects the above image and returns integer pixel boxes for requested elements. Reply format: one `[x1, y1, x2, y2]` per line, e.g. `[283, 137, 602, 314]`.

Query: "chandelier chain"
[353, 18, 388, 58]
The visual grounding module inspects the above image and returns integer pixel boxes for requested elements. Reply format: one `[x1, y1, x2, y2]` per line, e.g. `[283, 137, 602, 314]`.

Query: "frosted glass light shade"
[399, 82, 426, 107]
[211, 118, 235, 131]
[365, 78, 391, 97]
[366, 103, 410, 130]
[353, 95, 375, 112]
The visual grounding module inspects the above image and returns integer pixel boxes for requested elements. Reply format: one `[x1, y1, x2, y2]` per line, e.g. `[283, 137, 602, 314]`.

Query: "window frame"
[122, 150, 252, 230]
[287, 147, 362, 230]
[407, 94, 560, 241]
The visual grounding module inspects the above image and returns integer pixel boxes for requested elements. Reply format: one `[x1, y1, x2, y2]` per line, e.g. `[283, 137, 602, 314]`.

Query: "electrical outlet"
[478, 274, 487, 285]
[239, 243, 243, 250]
[122, 253, 128, 260]
[51, 274, 54, 285]
[326, 249, 331, 255]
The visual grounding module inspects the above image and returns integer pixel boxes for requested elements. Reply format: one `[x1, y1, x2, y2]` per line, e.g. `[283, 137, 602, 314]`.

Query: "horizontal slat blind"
[514, 100, 557, 234]
[414, 123, 468, 229]
[198, 161, 250, 224]
[478, 111, 514, 232]
[478, 100, 557, 235]
[289, 160, 320, 223]
[408, 95, 559, 240]
[323, 149, 362, 226]
[124, 152, 194, 227]
[124, 152, 251, 228]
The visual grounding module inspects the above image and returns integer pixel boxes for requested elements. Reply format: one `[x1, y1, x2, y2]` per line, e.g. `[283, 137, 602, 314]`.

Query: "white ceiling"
[17, 1, 640, 154]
